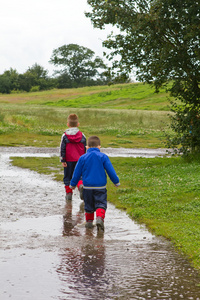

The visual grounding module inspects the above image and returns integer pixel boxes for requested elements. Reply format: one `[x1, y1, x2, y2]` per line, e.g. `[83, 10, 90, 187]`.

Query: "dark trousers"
[63, 161, 77, 186]
[83, 188, 107, 213]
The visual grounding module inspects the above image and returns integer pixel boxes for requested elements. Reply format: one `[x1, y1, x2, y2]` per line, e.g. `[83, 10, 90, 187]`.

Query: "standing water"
[0, 147, 200, 299]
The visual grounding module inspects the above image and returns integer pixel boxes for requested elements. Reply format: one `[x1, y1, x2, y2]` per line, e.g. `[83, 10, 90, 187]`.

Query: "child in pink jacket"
[60, 114, 86, 200]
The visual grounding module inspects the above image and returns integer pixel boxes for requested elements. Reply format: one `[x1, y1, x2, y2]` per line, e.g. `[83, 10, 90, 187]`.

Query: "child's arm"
[82, 133, 87, 153]
[60, 133, 67, 164]
[104, 156, 120, 186]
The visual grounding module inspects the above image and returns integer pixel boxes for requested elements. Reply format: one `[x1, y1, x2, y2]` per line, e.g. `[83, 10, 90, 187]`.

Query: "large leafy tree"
[86, 0, 200, 154]
[49, 43, 107, 87]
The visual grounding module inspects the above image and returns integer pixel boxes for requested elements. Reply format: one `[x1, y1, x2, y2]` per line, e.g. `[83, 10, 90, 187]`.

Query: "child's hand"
[62, 162, 67, 167]
[115, 183, 120, 187]
[69, 185, 75, 190]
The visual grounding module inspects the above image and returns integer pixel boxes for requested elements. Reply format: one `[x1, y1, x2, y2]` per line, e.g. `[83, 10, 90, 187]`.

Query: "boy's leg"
[83, 189, 95, 228]
[85, 212, 94, 228]
[69, 161, 83, 200]
[65, 185, 73, 200]
[96, 208, 106, 220]
[94, 189, 107, 232]
[63, 162, 76, 200]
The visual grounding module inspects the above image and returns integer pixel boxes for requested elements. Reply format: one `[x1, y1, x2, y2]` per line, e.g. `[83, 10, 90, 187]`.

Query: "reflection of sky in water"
[0, 146, 169, 158]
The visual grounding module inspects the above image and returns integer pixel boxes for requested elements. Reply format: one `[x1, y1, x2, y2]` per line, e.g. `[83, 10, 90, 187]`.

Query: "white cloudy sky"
[0, 0, 114, 76]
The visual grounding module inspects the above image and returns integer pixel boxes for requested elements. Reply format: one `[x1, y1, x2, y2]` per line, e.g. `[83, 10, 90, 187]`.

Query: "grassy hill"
[0, 82, 173, 148]
[0, 82, 170, 110]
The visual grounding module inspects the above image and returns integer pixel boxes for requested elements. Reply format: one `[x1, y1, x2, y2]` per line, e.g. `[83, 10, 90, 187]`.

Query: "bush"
[30, 86, 40, 92]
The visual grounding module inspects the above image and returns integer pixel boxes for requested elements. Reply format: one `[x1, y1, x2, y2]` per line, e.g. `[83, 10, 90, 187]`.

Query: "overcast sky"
[0, 0, 114, 76]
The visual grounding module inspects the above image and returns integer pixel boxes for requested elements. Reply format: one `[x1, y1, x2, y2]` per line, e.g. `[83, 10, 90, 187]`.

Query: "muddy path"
[0, 147, 200, 299]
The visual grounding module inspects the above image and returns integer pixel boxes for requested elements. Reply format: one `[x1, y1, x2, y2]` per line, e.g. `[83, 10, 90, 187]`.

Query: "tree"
[49, 43, 107, 87]
[27, 63, 48, 79]
[26, 63, 52, 91]
[56, 72, 73, 89]
[0, 69, 19, 93]
[18, 64, 53, 92]
[86, 0, 200, 154]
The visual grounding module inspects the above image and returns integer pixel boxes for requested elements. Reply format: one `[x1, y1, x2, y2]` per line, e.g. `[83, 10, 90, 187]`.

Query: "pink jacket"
[60, 127, 86, 162]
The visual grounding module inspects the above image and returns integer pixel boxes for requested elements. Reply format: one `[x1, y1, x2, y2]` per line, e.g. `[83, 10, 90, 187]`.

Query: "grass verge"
[10, 155, 200, 271]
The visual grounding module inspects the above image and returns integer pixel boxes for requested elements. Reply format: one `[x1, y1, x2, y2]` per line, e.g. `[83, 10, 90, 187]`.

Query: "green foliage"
[0, 64, 54, 93]
[0, 69, 19, 93]
[166, 100, 200, 155]
[0, 44, 129, 93]
[28, 63, 48, 79]
[20, 63, 53, 92]
[49, 43, 108, 87]
[30, 86, 40, 92]
[101, 67, 130, 85]
[86, 0, 200, 154]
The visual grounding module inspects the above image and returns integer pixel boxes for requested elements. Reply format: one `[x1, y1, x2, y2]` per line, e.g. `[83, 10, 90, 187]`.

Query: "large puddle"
[0, 147, 200, 299]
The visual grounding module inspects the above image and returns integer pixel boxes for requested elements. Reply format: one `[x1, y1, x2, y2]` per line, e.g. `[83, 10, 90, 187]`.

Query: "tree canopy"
[0, 43, 130, 93]
[86, 0, 200, 154]
[49, 43, 107, 87]
[0, 64, 55, 93]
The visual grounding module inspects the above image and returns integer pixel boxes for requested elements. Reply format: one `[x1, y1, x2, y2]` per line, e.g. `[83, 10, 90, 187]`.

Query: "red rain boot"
[65, 185, 73, 200]
[96, 208, 105, 232]
[85, 212, 94, 229]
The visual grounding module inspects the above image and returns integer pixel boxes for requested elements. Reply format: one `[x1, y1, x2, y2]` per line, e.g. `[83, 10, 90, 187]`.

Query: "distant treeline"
[0, 65, 107, 94]
[0, 44, 130, 94]
[0, 64, 129, 94]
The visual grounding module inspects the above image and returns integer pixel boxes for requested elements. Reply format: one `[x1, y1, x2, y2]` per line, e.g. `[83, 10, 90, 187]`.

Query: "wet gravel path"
[0, 147, 200, 300]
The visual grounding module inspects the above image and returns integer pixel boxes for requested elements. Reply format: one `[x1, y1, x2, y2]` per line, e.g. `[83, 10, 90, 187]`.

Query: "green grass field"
[0, 82, 170, 110]
[0, 82, 172, 148]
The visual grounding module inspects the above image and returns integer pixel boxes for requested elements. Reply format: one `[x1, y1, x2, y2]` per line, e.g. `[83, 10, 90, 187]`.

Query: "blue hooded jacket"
[70, 148, 120, 189]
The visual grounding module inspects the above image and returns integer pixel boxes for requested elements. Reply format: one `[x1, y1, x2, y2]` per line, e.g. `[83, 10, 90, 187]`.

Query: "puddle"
[0, 147, 200, 299]
[0, 146, 170, 158]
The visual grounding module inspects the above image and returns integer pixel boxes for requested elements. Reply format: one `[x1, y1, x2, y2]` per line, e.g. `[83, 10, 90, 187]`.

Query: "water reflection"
[58, 198, 200, 300]
[57, 237, 200, 300]
[63, 200, 85, 236]
[57, 229, 107, 299]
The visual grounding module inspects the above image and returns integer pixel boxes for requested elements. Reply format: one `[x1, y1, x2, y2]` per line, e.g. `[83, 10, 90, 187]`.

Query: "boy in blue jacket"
[70, 135, 120, 232]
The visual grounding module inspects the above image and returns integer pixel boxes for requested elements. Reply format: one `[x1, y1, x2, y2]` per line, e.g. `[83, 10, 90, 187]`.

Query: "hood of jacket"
[65, 127, 82, 143]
